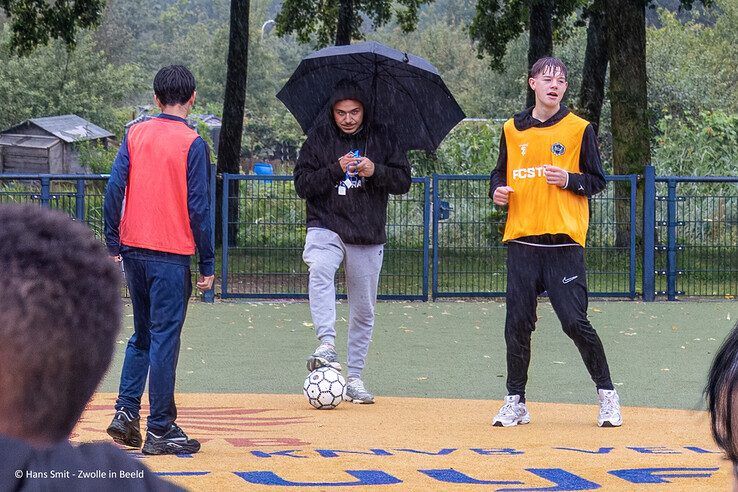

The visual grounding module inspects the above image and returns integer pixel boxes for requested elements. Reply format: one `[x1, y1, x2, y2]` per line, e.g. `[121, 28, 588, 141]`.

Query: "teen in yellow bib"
[489, 57, 622, 428]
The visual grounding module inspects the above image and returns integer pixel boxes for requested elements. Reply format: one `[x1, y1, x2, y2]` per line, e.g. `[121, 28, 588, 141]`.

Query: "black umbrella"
[277, 41, 465, 152]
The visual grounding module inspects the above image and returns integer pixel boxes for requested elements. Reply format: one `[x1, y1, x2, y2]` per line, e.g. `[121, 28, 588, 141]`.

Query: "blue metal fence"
[643, 171, 738, 300]
[220, 174, 429, 300]
[0, 171, 216, 301]
[2, 167, 736, 301]
[431, 174, 638, 299]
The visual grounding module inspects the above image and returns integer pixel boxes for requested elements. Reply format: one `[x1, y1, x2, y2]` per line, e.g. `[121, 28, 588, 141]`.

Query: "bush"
[409, 119, 502, 176]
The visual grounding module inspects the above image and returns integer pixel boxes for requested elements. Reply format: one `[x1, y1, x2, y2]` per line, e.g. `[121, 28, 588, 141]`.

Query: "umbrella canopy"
[277, 41, 465, 152]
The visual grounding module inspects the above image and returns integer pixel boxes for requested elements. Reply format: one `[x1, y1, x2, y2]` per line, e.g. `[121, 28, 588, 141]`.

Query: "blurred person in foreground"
[706, 321, 738, 490]
[0, 204, 182, 491]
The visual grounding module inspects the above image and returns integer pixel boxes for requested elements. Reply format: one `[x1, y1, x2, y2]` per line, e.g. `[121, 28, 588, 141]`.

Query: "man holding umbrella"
[280, 41, 464, 404]
[294, 79, 411, 403]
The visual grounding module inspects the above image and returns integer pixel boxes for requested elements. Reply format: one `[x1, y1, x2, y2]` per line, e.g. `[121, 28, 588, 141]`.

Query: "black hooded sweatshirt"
[293, 82, 412, 245]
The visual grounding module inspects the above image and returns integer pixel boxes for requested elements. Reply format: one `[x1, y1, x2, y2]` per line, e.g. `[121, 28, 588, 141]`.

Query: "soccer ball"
[303, 366, 346, 409]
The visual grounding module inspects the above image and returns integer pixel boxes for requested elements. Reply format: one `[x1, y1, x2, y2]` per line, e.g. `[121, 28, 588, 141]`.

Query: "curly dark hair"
[153, 65, 196, 106]
[0, 205, 122, 442]
[706, 322, 738, 470]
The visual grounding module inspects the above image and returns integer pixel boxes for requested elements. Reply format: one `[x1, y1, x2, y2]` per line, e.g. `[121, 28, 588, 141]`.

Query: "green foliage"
[646, 4, 737, 121]
[0, 26, 144, 132]
[373, 18, 527, 119]
[409, 119, 502, 176]
[2, 0, 736, 181]
[242, 111, 305, 161]
[469, 0, 585, 71]
[652, 110, 738, 176]
[274, 0, 432, 48]
[1, 0, 104, 54]
[77, 140, 120, 174]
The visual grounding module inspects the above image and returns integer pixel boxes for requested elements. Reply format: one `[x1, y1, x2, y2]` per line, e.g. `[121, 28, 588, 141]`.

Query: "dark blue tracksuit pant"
[115, 249, 192, 432]
[505, 241, 614, 401]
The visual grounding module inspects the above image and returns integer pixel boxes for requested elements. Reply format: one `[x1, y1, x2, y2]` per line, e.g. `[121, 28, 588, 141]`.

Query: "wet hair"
[529, 57, 568, 79]
[153, 65, 196, 106]
[0, 205, 121, 442]
[706, 322, 738, 468]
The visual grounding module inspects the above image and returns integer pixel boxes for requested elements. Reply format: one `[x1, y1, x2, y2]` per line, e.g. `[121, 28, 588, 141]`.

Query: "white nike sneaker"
[598, 389, 622, 427]
[492, 395, 531, 427]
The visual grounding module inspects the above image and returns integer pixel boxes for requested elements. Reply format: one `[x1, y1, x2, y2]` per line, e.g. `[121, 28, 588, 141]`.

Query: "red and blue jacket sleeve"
[103, 136, 130, 256]
[186, 137, 215, 276]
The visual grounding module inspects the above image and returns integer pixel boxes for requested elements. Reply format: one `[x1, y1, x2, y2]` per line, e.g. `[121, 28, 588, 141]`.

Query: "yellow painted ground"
[75, 393, 733, 491]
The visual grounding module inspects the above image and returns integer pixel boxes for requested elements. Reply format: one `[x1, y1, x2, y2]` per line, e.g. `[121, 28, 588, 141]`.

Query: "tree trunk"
[607, 0, 650, 248]
[577, 0, 608, 134]
[526, 0, 554, 108]
[335, 0, 353, 46]
[217, 0, 250, 246]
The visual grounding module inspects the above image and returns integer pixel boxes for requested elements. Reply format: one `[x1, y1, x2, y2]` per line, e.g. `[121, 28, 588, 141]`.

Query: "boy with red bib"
[104, 65, 214, 454]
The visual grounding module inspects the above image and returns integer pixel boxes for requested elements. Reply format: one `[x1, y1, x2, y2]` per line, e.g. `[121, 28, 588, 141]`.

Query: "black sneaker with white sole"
[142, 424, 201, 455]
[106, 408, 142, 448]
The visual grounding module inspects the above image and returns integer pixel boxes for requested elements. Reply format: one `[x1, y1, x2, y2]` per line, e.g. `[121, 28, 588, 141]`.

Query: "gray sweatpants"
[302, 227, 384, 379]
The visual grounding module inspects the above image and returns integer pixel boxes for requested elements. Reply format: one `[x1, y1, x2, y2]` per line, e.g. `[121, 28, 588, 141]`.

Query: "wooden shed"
[0, 115, 114, 174]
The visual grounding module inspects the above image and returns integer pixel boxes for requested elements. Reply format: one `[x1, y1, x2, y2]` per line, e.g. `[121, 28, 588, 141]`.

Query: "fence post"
[202, 164, 216, 303]
[422, 176, 430, 301]
[629, 175, 638, 298]
[642, 165, 655, 301]
[74, 179, 86, 221]
[220, 173, 230, 298]
[40, 176, 51, 207]
[431, 174, 439, 300]
[666, 179, 678, 301]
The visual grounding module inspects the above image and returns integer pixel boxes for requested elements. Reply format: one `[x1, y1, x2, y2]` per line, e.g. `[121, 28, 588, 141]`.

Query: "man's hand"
[338, 153, 360, 173]
[493, 186, 514, 206]
[355, 157, 375, 177]
[197, 274, 215, 292]
[544, 165, 568, 188]
[110, 255, 122, 263]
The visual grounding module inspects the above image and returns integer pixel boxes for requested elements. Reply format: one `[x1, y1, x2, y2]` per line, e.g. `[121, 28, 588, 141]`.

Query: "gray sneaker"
[344, 378, 375, 404]
[307, 343, 341, 372]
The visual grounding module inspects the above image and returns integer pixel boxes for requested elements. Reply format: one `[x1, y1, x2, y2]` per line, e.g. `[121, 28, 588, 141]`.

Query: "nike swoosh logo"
[562, 276, 578, 284]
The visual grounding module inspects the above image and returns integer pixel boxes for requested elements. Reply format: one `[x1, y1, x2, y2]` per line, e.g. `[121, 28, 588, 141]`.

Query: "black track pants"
[504, 241, 614, 398]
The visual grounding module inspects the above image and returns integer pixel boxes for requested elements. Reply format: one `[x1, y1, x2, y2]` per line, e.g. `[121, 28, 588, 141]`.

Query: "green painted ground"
[100, 300, 736, 410]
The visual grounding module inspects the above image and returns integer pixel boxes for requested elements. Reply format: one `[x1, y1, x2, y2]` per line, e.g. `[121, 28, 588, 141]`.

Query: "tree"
[470, 0, 585, 108]
[274, 0, 432, 48]
[217, 0, 250, 244]
[1, 0, 105, 54]
[606, 0, 650, 247]
[0, 28, 142, 132]
[607, 0, 650, 179]
[576, 0, 607, 133]
[526, 0, 554, 107]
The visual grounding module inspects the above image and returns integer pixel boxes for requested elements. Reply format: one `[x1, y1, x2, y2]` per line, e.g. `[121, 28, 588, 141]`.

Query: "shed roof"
[2, 115, 114, 143]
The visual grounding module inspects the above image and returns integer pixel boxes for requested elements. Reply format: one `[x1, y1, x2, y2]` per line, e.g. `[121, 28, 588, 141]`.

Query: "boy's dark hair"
[154, 65, 196, 106]
[706, 322, 738, 468]
[529, 57, 568, 79]
[0, 205, 121, 442]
